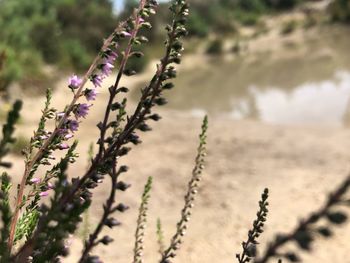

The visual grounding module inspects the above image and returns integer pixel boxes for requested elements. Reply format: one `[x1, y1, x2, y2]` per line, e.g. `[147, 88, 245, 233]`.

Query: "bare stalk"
[255, 176, 350, 263]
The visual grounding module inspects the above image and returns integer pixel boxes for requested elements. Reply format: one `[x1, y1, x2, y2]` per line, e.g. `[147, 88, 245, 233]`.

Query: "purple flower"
[106, 50, 118, 63]
[67, 120, 79, 132]
[121, 31, 132, 37]
[30, 178, 41, 184]
[58, 128, 68, 136]
[39, 191, 49, 197]
[74, 103, 91, 119]
[102, 62, 114, 77]
[68, 74, 83, 89]
[92, 75, 103, 88]
[58, 143, 70, 150]
[48, 182, 54, 189]
[85, 88, 98, 101]
[64, 133, 74, 140]
[39, 135, 49, 140]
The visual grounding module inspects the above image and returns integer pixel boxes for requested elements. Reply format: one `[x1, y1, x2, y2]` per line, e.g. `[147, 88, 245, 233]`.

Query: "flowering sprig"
[254, 176, 350, 263]
[7, 89, 59, 249]
[160, 115, 208, 263]
[78, 163, 129, 263]
[6, 1, 151, 252]
[156, 218, 166, 257]
[0, 100, 22, 168]
[14, 142, 82, 262]
[10, 0, 191, 261]
[237, 189, 269, 263]
[0, 173, 12, 262]
[14, 145, 78, 245]
[133, 177, 153, 263]
[12, 0, 168, 260]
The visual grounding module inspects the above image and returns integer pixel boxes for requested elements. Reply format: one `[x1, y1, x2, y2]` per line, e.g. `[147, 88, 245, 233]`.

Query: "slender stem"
[7, 25, 119, 253]
[78, 163, 118, 262]
[79, 2, 146, 259]
[97, 0, 146, 160]
[255, 176, 350, 263]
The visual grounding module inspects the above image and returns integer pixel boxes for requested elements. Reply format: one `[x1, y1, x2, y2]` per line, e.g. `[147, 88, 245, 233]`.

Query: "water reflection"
[229, 71, 350, 126]
[132, 26, 350, 126]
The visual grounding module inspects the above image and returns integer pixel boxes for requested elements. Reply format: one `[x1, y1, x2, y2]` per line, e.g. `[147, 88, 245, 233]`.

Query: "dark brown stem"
[79, 2, 146, 259]
[78, 162, 118, 262]
[254, 176, 350, 263]
[97, 1, 146, 160]
[238, 206, 266, 263]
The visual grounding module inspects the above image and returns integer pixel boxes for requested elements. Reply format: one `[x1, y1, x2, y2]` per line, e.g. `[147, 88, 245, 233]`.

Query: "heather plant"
[1, 0, 350, 263]
[0, 0, 195, 261]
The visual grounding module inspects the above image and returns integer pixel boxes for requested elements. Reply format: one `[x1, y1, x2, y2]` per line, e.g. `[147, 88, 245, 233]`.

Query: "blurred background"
[1, 0, 350, 126]
[1, 0, 350, 262]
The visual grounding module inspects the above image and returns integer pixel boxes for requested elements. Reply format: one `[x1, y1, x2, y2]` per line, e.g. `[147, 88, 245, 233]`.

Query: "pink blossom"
[30, 178, 41, 184]
[74, 103, 91, 119]
[58, 128, 68, 136]
[102, 62, 114, 77]
[58, 143, 69, 150]
[68, 74, 83, 89]
[64, 133, 74, 140]
[67, 120, 79, 132]
[106, 50, 118, 63]
[39, 191, 49, 197]
[121, 31, 132, 37]
[92, 75, 103, 88]
[85, 88, 98, 101]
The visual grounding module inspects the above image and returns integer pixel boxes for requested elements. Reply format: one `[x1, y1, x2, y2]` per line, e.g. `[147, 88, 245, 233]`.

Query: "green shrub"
[233, 11, 261, 26]
[329, 0, 350, 23]
[303, 14, 317, 29]
[206, 38, 224, 55]
[280, 20, 298, 35]
[238, 0, 266, 13]
[125, 47, 150, 73]
[0, 45, 46, 96]
[187, 10, 210, 37]
[10, 135, 28, 156]
[0, 0, 117, 97]
[61, 40, 92, 72]
[207, 5, 238, 35]
[263, 0, 300, 10]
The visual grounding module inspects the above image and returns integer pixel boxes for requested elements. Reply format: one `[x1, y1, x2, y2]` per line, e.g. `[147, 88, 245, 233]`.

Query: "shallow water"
[133, 26, 350, 126]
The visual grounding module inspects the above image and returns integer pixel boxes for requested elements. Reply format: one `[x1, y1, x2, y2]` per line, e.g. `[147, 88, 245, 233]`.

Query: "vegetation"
[0, 0, 116, 96]
[206, 38, 224, 55]
[329, 0, 350, 23]
[280, 20, 298, 35]
[2, 0, 350, 98]
[1, 0, 350, 262]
